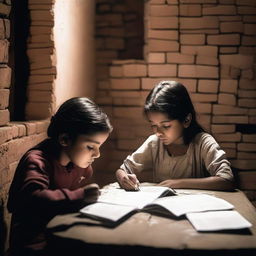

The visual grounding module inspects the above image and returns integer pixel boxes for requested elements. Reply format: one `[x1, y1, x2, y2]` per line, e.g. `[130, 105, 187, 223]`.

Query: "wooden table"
[46, 185, 256, 256]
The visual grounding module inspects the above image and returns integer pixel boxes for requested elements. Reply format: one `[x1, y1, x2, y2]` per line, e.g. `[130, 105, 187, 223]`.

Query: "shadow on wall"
[0, 199, 7, 256]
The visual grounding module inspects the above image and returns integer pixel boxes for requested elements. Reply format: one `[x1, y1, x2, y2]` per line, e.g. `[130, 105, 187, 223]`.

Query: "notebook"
[79, 187, 237, 226]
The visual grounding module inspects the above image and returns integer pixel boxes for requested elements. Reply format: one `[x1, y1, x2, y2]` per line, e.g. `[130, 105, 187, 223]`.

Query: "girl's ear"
[58, 133, 70, 147]
[183, 113, 192, 128]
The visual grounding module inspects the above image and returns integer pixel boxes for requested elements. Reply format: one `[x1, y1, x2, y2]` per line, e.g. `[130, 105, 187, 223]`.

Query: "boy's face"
[63, 132, 109, 168]
[147, 112, 185, 145]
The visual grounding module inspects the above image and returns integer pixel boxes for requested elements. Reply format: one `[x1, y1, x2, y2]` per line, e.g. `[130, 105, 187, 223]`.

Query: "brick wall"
[0, 0, 53, 252]
[95, 0, 256, 206]
[26, 0, 56, 119]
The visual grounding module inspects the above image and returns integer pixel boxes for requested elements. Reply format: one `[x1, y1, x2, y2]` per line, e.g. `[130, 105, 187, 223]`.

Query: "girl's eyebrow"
[83, 138, 100, 144]
[149, 120, 171, 123]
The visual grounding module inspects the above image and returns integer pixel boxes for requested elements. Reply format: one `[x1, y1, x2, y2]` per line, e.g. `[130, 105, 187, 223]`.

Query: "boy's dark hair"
[47, 97, 113, 141]
[144, 80, 204, 145]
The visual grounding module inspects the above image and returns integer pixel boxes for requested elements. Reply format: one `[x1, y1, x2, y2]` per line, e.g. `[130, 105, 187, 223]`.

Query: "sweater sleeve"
[120, 135, 156, 174]
[199, 133, 234, 181]
[7, 152, 86, 215]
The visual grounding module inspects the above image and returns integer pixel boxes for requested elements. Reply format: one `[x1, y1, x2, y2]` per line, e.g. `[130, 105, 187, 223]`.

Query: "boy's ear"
[58, 133, 70, 146]
[183, 113, 192, 128]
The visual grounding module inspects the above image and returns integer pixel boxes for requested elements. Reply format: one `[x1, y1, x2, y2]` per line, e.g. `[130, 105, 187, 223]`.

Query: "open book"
[79, 186, 240, 228]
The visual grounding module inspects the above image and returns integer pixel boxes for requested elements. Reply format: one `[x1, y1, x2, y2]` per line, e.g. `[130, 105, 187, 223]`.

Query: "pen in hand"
[123, 159, 140, 191]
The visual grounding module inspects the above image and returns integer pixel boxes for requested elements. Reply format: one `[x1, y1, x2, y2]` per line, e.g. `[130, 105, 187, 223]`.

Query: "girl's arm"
[158, 176, 235, 191]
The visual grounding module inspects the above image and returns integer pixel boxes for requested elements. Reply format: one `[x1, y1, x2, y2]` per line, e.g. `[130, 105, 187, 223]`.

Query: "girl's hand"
[116, 169, 140, 191]
[83, 183, 100, 204]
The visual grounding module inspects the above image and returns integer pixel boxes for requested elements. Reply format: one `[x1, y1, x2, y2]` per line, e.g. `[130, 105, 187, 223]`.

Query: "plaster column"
[54, 0, 95, 107]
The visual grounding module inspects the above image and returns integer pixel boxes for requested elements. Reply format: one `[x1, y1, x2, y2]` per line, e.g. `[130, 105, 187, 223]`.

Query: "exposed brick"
[0, 3, 11, 16]
[0, 39, 9, 63]
[224, 148, 236, 159]
[148, 30, 178, 40]
[239, 79, 256, 90]
[203, 5, 236, 15]
[110, 66, 123, 77]
[238, 143, 256, 152]
[123, 64, 147, 77]
[211, 124, 235, 133]
[238, 99, 256, 108]
[180, 4, 201, 16]
[213, 105, 247, 115]
[0, 66, 11, 88]
[149, 17, 178, 29]
[198, 80, 218, 93]
[249, 116, 256, 124]
[220, 22, 244, 33]
[0, 19, 4, 39]
[239, 47, 256, 55]
[180, 17, 219, 29]
[231, 159, 256, 170]
[194, 103, 212, 114]
[242, 36, 256, 46]
[196, 56, 218, 66]
[27, 91, 54, 103]
[197, 114, 211, 131]
[243, 15, 256, 23]
[238, 152, 256, 160]
[242, 134, 256, 143]
[28, 75, 55, 85]
[150, 0, 165, 4]
[207, 34, 240, 45]
[0, 109, 9, 126]
[180, 0, 217, 2]
[238, 90, 256, 98]
[219, 142, 236, 149]
[218, 93, 236, 106]
[180, 34, 205, 45]
[141, 78, 197, 92]
[148, 39, 179, 52]
[148, 53, 165, 63]
[179, 65, 219, 78]
[114, 107, 142, 119]
[0, 89, 9, 109]
[220, 79, 238, 93]
[244, 24, 256, 35]
[181, 46, 218, 57]
[105, 38, 124, 49]
[237, 171, 256, 190]
[117, 138, 144, 151]
[212, 115, 248, 124]
[236, 0, 256, 6]
[166, 53, 194, 64]
[0, 126, 13, 144]
[25, 102, 52, 120]
[241, 69, 254, 80]
[110, 79, 140, 90]
[214, 132, 241, 142]
[148, 64, 177, 77]
[191, 93, 218, 103]
[220, 54, 254, 69]
[4, 19, 10, 39]
[220, 47, 238, 54]
[238, 6, 256, 15]
[150, 5, 178, 16]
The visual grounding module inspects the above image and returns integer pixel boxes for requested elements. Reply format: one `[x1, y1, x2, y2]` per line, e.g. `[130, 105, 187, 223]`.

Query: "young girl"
[7, 97, 112, 256]
[116, 81, 234, 191]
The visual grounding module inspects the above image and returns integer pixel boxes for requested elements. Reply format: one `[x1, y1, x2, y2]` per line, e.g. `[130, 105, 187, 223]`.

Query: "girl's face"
[147, 112, 185, 145]
[60, 132, 109, 168]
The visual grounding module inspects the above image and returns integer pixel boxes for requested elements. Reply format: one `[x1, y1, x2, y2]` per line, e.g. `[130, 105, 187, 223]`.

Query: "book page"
[98, 186, 175, 209]
[80, 202, 137, 222]
[146, 194, 234, 217]
[186, 210, 252, 231]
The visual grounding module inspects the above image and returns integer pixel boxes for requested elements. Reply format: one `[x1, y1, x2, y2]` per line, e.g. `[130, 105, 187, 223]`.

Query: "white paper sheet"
[186, 210, 252, 231]
[147, 194, 234, 217]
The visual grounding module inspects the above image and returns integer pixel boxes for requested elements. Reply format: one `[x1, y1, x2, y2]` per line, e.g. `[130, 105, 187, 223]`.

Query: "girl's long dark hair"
[144, 81, 204, 145]
[47, 97, 113, 141]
